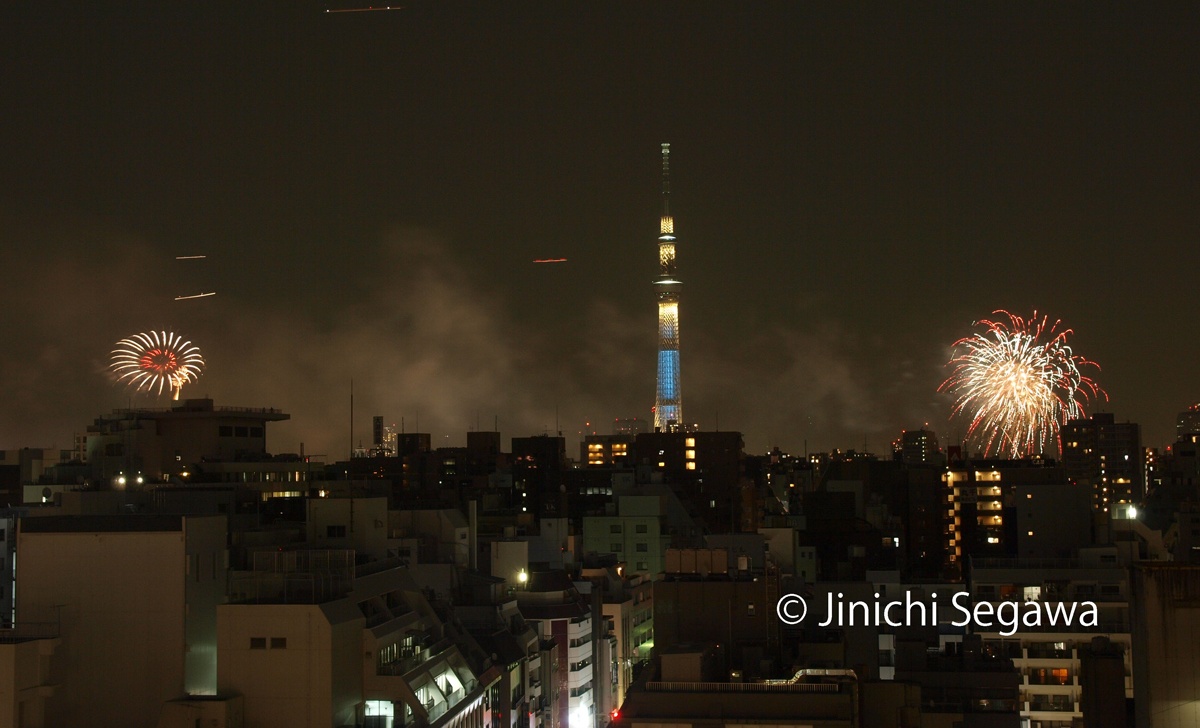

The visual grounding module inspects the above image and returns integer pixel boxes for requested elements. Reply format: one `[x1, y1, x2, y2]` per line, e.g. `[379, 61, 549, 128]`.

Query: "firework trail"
[110, 331, 205, 401]
[939, 310, 1107, 458]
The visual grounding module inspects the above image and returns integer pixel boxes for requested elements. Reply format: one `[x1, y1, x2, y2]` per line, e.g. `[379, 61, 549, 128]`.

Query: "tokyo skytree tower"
[653, 143, 683, 432]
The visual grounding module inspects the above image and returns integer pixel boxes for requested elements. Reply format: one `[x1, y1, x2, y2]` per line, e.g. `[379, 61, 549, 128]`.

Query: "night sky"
[4, 2, 1198, 458]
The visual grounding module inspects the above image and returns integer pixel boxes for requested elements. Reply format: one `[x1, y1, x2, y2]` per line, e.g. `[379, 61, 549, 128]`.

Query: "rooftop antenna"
[350, 380, 354, 462]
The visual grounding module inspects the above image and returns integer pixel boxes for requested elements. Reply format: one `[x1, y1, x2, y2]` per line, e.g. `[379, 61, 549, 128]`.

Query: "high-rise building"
[653, 143, 683, 433]
[83, 398, 290, 482]
[1177, 403, 1200, 443]
[371, 415, 397, 456]
[1061, 413, 1143, 511]
[632, 431, 746, 533]
[513, 435, 567, 517]
[898, 428, 942, 466]
[581, 434, 634, 467]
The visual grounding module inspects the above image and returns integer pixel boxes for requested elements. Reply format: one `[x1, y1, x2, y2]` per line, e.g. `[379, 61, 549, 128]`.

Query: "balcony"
[424, 678, 480, 724]
[1026, 645, 1073, 660]
[1026, 697, 1077, 713]
[1025, 670, 1074, 687]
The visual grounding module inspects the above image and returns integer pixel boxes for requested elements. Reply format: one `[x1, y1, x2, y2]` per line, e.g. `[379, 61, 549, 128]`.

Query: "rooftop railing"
[0, 623, 59, 643]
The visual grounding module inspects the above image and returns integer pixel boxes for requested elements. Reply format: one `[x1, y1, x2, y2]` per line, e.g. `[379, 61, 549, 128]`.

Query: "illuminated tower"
[654, 143, 683, 432]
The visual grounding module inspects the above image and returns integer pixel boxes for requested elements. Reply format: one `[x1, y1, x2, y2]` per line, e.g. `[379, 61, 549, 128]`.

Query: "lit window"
[685, 450, 696, 460]
[686, 462, 696, 470]
[685, 438, 696, 447]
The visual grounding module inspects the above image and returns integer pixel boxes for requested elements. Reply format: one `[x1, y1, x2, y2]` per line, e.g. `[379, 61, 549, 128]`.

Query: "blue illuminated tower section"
[654, 143, 683, 432]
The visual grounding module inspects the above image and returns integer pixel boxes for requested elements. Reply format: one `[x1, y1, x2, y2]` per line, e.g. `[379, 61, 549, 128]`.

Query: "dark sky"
[3, 2, 1198, 458]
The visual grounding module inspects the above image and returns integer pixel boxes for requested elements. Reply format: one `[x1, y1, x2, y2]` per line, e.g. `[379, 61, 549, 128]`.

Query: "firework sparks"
[109, 331, 205, 401]
[939, 310, 1107, 458]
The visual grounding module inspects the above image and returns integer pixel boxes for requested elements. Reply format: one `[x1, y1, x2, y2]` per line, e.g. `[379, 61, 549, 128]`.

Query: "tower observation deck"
[654, 143, 682, 432]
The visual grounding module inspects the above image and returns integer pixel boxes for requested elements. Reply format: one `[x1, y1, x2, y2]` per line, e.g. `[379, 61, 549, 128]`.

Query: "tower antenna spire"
[653, 143, 683, 432]
[661, 142, 671, 216]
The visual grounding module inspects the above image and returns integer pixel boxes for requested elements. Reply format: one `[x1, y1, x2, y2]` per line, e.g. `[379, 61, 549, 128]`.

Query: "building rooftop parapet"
[645, 680, 843, 694]
[972, 557, 1084, 569]
[0, 623, 59, 643]
[112, 403, 286, 416]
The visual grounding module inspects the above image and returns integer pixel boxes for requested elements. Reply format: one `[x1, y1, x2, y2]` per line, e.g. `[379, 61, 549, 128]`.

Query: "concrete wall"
[0, 638, 58, 728]
[581, 516, 665, 576]
[307, 497, 388, 561]
[17, 525, 187, 727]
[1132, 564, 1200, 728]
[218, 603, 365, 728]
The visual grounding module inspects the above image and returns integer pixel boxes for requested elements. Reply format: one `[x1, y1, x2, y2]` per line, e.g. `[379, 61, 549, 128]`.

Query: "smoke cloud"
[2, 213, 953, 458]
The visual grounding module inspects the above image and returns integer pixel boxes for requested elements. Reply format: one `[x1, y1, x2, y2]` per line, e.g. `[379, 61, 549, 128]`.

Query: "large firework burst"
[939, 310, 1107, 458]
[109, 331, 205, 400]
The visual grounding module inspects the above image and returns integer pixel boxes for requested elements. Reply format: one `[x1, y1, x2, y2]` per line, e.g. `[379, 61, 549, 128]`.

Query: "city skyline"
[3, 3, 1198, 457]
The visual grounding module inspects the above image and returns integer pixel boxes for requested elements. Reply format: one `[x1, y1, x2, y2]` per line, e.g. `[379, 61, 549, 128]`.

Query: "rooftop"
[20, 514, 185, 533]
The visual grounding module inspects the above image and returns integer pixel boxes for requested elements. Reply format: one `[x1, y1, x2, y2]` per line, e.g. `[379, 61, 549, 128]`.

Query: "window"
[250, 638, 266, 649]
[235, 426, 249, 437]
[271, 637, 287, 649]
[327, 525, 347, 538]
[250, 427, 264, 438]
[636, 562, 647, 571]
[635, 524, 648, 534]
[635, 543, 648, 553]
[219, 426, 233, 437]
[610, 543, 621, 552]
[610, 525, 622, 534]
[747, 603, 756, 616]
